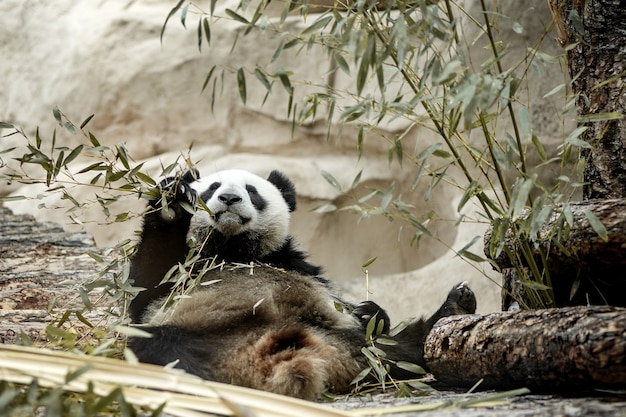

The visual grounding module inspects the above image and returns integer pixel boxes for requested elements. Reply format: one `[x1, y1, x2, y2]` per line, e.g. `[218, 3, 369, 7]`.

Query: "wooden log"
[483, 199, 626, 308]
[424, 306, 626, 391]
[0, 207, 112, 343]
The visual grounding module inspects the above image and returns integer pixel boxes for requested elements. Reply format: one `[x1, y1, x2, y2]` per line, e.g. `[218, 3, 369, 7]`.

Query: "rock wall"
[0, 0, 571, 319]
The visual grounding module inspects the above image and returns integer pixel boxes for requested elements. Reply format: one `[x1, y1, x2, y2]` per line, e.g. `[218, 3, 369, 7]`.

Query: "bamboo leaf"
[225, 9, 250, 24]
[160, 0, 186, 44]
[237, 68, 247, 105]
[313, 203, 337, 213]
[180, 3, 189, 28]
[509, 178, 533, 220]
[361, 256, 377, 268]
[253, 68, 272, 92]
[80, 114, 95, 129]
[395, 361, 426, 375]
[275, 68, 293, 94]
[584, 209, 608, 242]
[201, 65, 217, 94]
[63, 144, 84, 167]
[301, 15, 332, 36]
[565, 126, 591, 148]
[203, 17, 211, 46]
[577, 111, 624, 123]
[320, 170, 341, 191]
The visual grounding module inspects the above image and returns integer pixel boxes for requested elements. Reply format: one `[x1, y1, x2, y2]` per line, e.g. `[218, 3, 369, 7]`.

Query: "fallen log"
[0, 206, 112, 343]
[424, 306, 626, 391]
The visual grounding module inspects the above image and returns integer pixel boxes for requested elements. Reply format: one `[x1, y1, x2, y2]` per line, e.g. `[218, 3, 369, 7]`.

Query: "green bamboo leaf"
[63, 144, 84, 167]
[301, 15, 332, 36]
[320, 170, 342, 191]
[0, 195, 27, 202]
[333, 53, 350, 75]
[116, 143, 130, 170]
[312, 203, 337, 213]
[375, 337, 397, 346]
[509, 178, 533, 219]
[519, 280, 551, 290]
[350, 366, 372, 385]
[351, 170, 362, 189]
[253, 68, 271, 92]
[160, 0, 186, 44]
[52, 105, 62, 126]
[225, 8, 250, 24]
[79, 114, 94, 129]
[356, 125, 364, 160]
[365, 317, 377, 340]
[396, 361, 426, 375]
[203, 17, 211, 46]
[271, 39, 285, 63]
[459, 250, 486, 263]
[543, 83, 565, 98]
[88, 132, 101, 147]
[565, 126, 591, 148]
[237, 68, 247, 105]
[196, 16, 203, 51]
[361, 256, 377, 268]
[577, 111, 624, 123]
[201, 65, 217, 94]
[180, 3, 189, 28]
[584, 209, 608, 241]
[275, 68, 293, 94]
[0, 122, 14, 129]
[519, 107, 531, 137]
[531, 133, 547, 162]
[64, 120, 76, 134]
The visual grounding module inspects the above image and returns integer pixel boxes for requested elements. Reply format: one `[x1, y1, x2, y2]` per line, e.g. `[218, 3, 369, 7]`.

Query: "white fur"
[188, 170, 291, 257]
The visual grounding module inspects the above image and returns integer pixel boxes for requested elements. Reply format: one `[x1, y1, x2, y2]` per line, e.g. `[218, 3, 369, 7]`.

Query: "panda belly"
[150, 267, 366, 399]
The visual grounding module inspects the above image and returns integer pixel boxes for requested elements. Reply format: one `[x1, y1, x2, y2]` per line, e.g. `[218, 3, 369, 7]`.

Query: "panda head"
[188, 169, 297, 259]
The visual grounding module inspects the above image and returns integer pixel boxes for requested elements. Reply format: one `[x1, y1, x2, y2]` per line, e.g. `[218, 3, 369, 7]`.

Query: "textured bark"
[548, 0, 626, 199]
[484, 199, 626, 309]
[424, 306, 626, 391]
[0, 206, 110, 343]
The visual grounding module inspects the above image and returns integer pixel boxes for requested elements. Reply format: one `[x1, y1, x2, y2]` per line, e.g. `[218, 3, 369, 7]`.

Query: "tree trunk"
[424, 306, 626, 390]
[548, 0, 626, 200]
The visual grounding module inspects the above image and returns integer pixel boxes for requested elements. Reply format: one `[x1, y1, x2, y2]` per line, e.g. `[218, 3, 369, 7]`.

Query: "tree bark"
[0, 206, 111, 343]
[548, 0, 626, 200]
[424, 306, 626, 391]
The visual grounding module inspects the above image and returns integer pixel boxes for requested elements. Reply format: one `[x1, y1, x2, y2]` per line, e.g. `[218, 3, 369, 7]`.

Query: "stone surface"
[0, 0, 572, 317]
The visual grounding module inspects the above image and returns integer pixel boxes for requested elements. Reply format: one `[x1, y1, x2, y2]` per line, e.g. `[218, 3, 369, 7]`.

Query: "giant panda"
[127, 168, 476, 400]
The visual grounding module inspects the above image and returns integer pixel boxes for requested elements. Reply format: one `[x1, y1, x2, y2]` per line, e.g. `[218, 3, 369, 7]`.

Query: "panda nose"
[218, 193, 242, 206]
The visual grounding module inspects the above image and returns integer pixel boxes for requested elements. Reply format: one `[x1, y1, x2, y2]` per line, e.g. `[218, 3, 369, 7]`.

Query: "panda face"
[187, 169, 291, 257]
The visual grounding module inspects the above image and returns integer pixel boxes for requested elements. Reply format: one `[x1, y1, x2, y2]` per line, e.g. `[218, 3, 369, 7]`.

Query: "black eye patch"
[200, 182, 221, 202]
[246, 184, 267, 211]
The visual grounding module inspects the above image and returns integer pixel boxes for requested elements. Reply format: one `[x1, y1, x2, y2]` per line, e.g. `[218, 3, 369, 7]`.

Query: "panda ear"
[267, 170, 297, 212]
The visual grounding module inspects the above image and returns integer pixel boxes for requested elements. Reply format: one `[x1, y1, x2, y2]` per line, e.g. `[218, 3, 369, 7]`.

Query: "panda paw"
[152, 168, 200, 213]
[353, 300, 391, 335]
[445, 281, 477, 314]
[426, 282, 476, 328]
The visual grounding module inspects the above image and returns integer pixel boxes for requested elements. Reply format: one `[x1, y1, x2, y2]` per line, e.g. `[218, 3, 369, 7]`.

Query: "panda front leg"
[128, 169, 199, 323]
[381, 281, 476, 379]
